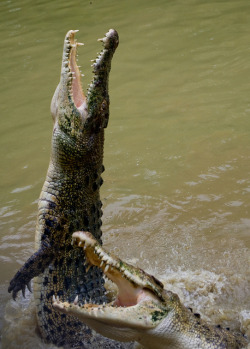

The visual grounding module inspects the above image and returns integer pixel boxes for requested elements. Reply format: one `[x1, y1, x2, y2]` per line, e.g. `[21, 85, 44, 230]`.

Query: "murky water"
[0, 0, 250, 348]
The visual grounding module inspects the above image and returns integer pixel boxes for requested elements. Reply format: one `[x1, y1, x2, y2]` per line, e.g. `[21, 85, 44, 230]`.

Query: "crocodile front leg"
[8, 239, 53, 299]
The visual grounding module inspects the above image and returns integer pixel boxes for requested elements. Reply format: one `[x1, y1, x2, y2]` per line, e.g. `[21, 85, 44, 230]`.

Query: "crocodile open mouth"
[68, 31, 85, 109]
[62, 29, 118, 117]
[53, 231, 167, 329]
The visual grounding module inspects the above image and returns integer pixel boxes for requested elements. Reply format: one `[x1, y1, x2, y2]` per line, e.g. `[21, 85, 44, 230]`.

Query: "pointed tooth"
[104, 264, 109, 273]
[74, 295, 79, 305]
[52, 295, 56, 302]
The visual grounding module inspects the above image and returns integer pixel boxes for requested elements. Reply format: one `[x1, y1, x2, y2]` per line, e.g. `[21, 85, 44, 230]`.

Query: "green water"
[0, 0, 249, 347]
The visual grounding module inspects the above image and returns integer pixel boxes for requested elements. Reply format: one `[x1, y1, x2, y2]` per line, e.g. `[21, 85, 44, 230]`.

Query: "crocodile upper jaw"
[50, 29, 119, 135]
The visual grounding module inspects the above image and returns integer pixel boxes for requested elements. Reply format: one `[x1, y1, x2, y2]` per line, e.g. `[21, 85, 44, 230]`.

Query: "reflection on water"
[0, 0, 249, 347]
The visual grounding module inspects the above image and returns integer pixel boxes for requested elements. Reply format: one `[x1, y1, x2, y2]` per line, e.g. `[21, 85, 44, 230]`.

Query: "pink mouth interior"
[106, 270, 156, 308]
[69, 47, 86, 108]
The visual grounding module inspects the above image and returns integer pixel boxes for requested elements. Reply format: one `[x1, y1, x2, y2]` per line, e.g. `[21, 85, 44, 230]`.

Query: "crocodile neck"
[35, 155, 104, 246]
[34, 156, 106, 346]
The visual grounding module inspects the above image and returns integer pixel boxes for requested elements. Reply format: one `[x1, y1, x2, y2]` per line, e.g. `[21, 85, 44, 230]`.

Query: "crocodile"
[53, 231, 248, 349]
[8, 29, 131, 348]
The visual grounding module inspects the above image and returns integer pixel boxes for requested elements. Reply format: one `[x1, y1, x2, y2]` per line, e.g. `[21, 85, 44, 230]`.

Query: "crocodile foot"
[8, 270, 32, 300]
[8, 241, 53, 299]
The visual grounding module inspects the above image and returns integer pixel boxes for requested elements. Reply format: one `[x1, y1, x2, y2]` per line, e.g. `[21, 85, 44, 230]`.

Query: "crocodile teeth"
[86, 264, 91, 273]
[52, 295, 60, 303]
[73, 295, 79, 305]
[98, 251, 104, 258]
[104, 264, 109, 273]
[98, 37, 108, 44]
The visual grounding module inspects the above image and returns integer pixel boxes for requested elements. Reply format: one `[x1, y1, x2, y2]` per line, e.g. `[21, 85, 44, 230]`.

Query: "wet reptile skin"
[8, 29, 132, 349]
[53, 232, 249, 349]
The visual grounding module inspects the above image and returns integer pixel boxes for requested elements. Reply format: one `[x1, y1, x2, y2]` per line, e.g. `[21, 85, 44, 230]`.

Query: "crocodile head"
[50, 29, 119, 168]
[53, 231, 248, 348]
[52, 231, 179, 345]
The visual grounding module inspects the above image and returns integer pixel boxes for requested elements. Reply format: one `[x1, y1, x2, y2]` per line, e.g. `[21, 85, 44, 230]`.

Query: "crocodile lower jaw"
[53, 297, 165, 330]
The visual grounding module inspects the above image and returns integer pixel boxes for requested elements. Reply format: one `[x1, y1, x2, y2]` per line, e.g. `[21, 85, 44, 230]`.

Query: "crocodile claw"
[27, 281, 32, 293]
[8, 274, 32, 300]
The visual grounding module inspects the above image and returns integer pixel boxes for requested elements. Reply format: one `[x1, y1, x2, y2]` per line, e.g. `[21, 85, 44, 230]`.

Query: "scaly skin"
[8, 29, 131, 348]
[53, 231, 248, 349]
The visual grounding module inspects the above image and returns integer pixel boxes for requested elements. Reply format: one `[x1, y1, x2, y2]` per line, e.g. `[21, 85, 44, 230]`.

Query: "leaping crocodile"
[8, 29, 131, 348]
[8, 29, 248, 349]
[53, 231, 248, 349]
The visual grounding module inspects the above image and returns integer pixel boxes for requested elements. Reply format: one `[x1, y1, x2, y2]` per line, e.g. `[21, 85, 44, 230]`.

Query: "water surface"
[0, 0, 249, 347]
